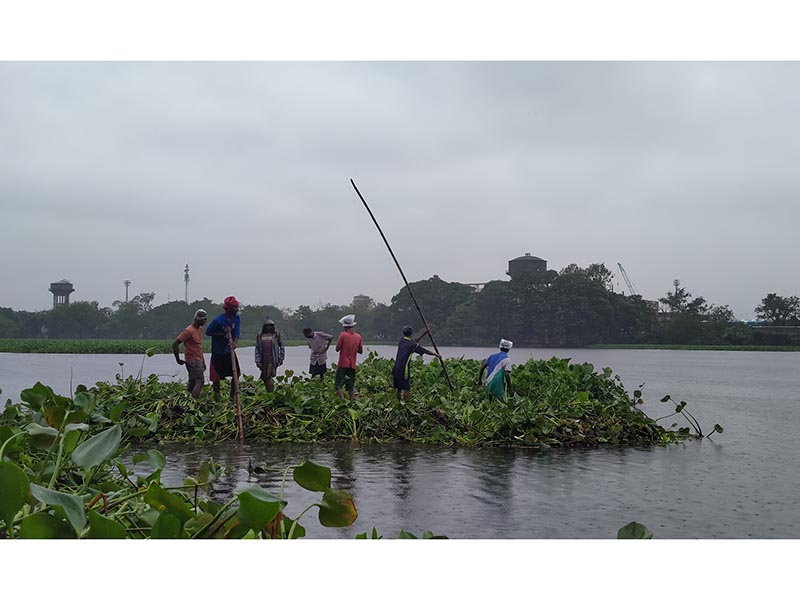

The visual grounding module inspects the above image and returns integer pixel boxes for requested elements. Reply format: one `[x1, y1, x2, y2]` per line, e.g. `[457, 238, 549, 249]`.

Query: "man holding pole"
[393, 326, 440, 401]
[205, 296, 241, 401]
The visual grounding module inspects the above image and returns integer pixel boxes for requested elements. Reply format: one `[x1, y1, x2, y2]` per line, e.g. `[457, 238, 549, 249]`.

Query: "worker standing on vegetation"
[206, 296, 241, 401]
[334, 314, 363, 401]
[477, 339, 515, 399]
[255, 317, 285, 392]
[393, 326, 440, 401]
[172, 309, 208, 399]
[304, 327, 333, 379]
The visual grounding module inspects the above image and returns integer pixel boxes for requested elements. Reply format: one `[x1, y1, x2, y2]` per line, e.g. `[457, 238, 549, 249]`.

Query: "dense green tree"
[754, 293, 800, 325]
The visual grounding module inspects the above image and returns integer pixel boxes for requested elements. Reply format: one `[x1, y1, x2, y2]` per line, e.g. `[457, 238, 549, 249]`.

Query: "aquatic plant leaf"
[30, 483, 86, 535]
[73, 391, 94, 413]
[43, 406, 66, 428]
[184, 512, 214, 536]
[19, 512, 75, 539]
[281, 517, 306, 539]
[236, 486, 286, 533]
[617, 521, 653, 539]
[145, 347, 158, 358]
[397, 529, 418, 539]
[71, 424, 122, 470]
[133, 449, 167, 472]
[144, 484, 194, 524]
[26, 422, 59, 437]
[20, 382, 55, 410]
[152, 511, 183, 539]
[714, 424, 724, 433]
[0, 461, 30, 530]
[293, 460, 331, 492]
[0, 426, 23, 456]
[318, 488, 358, 528]
[87, 510, 126, 539]
[108, 401, 129, 422]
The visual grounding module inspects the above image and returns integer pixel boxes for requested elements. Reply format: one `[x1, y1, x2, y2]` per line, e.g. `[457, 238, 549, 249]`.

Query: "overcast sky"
[1, 62, 798, 319]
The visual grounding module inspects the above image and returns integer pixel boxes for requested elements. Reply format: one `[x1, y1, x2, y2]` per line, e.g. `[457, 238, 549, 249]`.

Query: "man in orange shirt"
[334, 314, 363, 401]
[173, 309, 208, 399]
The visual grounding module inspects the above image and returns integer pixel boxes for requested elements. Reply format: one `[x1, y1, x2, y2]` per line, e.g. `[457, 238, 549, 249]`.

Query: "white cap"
[339, 314, 357, 327]
[194, 309, 208, 320]
[499, 339, 513, 350]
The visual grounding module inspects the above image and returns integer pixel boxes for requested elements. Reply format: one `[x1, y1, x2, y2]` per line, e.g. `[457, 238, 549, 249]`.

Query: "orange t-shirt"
[177, 325, 204, 362]
[335, 330, 363, 369]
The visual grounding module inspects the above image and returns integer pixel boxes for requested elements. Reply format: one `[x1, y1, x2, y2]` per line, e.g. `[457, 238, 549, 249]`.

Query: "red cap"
[223, 296, 239, 309]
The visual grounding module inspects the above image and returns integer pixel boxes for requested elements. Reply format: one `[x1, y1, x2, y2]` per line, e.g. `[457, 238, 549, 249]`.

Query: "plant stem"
[190, 496, 238, 539]
[287, 504, 319, 540]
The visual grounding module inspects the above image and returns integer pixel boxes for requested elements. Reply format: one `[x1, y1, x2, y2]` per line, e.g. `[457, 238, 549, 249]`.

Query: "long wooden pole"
[226, 331, 244, 443]
[350, 178, 454, 392]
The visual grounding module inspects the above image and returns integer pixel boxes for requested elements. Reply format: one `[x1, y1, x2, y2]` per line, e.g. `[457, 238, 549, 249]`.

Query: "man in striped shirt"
[477, 339, 515, 399]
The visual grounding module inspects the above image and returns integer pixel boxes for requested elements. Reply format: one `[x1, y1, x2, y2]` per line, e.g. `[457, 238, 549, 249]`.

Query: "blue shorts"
[392, 371, 411, 391]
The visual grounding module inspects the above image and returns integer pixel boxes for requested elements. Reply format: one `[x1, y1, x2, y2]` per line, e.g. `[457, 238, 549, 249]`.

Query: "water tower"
[49, 279, 75, 308]
[507, 253, 547, 279]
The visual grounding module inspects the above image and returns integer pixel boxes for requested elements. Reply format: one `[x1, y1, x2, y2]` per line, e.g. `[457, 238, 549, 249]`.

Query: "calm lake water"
[1, 345, 798, 538]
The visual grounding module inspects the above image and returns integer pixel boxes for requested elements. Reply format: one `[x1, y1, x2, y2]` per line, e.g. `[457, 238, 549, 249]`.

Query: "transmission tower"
[673, 279, 681, 296]
[184, 264, 190, 303]
[124, 280, 131, 302]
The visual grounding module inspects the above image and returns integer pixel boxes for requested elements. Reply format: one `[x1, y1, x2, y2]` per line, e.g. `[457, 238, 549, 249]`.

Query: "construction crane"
[617, 263, 639, 296]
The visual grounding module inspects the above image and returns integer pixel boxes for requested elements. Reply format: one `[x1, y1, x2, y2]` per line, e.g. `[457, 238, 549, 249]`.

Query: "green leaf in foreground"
[19, 512, 75, 539]
[617, 521, 653, 539]
[293, 460, 331, 492]
[318, 488, 358, 528]
[30, 483, 86, 535]
[236, 486, 287, 533]
[133, 449, 167, 472]
[71, 424, 122, 470]
[144, 483, 194, 525]
[88, 510, 126, 539]
[0, 461, 30, 532]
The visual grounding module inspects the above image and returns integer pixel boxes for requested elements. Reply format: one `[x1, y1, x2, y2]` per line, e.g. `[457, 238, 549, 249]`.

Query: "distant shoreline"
[1, 338, 798, 354]
[588, 344, 800, 352]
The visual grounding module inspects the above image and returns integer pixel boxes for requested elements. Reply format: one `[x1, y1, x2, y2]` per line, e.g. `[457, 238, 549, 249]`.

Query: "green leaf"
[26, 422, 59, 437]
[281, 516, 306, 539]
[133, 449, 167, 472]
[617, 521, 653, 539]
[293, 460, 331, 492]
[19, 382, 54, 410]
[145, 346, 158, 357]
[71, 424, 122, 470]
[108, 401, 129, 422]
[318, 488, 358, 528]
[398, 529, 418, 539]
[236, 486, 286, 533]
[714, 424, 724, 433]
[19, 512, 75, 539]
[73, 391, 94, 413]
[152, 511, 183, 538]
[0, 461, 30, 530]
[184, 512, 214, 536]
[144, 483, 194, 525]
[88, 510, 126, 539]
[127, 427, 149, 437]
[30, 483, 86, 535]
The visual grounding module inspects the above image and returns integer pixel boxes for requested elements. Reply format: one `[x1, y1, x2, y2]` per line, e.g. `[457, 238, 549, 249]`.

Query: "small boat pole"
[350, 178, 454, 393]
[226, 330, 245, 443]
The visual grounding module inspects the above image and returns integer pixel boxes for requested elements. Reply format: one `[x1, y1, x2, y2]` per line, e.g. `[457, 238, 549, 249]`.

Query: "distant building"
[507, 253, 547, 279]
[352, 294, 373, 310]
[49, 279, 75, 308]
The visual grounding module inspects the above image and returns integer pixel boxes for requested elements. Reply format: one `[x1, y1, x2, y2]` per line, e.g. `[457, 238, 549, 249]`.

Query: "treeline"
[0, 264, 797, 347]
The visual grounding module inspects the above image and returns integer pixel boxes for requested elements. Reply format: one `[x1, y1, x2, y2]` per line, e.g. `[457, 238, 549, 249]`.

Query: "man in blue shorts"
[392, 325, 440, 401]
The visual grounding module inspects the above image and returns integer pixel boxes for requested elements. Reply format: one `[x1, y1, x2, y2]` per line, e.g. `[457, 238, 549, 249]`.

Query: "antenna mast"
[184, 264, 190, 303]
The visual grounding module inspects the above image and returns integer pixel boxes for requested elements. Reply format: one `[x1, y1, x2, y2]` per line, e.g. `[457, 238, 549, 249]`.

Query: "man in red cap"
[205, 295, 241, 400]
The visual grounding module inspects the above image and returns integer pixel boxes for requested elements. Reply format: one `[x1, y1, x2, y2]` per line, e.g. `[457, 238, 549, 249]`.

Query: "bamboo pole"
[226, 330, 244, 443]
[350, 178, 454, 392]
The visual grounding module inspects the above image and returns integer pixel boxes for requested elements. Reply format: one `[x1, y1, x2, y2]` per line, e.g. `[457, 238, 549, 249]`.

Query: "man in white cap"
[477, 339, 515, 399]
[334, 314, 363, 401]
[173, 309, 208, 399]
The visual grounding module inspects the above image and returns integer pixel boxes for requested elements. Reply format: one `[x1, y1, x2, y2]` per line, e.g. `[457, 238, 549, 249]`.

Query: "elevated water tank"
[49, 279, 75, 308]
[507, 253, 547, 279]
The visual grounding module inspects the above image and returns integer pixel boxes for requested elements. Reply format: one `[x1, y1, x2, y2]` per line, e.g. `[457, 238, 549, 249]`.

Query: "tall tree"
[754, 293, 800, 325]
